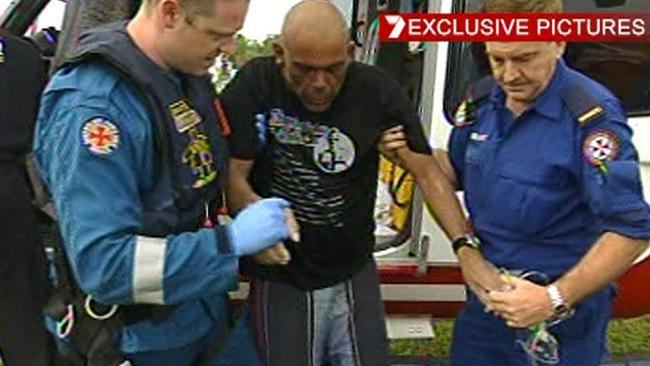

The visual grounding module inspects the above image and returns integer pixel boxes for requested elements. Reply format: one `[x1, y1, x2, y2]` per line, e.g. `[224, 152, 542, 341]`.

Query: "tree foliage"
[229, 34, 277, 69]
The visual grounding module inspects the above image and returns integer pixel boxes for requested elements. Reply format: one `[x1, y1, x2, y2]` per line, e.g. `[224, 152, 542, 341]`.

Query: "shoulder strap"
[25, 153, 57, 221]
[448, 76, 495, 127]
[562, 84, 605, 127]
[467, 75, 495, 102]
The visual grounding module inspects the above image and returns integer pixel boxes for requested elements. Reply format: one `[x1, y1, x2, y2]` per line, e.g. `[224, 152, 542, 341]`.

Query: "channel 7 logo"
[383, 15, 406, 39]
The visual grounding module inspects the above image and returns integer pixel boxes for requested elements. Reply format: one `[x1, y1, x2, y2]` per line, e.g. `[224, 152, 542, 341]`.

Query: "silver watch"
[546, 284, 574, 323]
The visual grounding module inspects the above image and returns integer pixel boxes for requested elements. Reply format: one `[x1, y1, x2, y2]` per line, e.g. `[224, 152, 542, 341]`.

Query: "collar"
[530, 60, 567, 121]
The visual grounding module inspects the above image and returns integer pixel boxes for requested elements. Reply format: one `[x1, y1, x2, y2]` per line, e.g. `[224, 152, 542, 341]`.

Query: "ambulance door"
[342, 0, 447, 268]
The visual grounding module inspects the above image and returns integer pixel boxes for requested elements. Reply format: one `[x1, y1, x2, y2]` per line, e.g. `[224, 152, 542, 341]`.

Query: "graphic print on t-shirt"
[267, 108, 356, 227]
[313, 129, 355, 173]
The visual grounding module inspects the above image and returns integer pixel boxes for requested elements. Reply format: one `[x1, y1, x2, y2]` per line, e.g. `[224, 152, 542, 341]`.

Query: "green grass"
[607, 316, 650, 359]
[390, 315, 650, 361]
[1, 317, 646, 365]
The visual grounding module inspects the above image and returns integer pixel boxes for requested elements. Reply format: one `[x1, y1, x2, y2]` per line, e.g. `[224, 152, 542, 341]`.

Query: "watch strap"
[452, 235, 481, 255]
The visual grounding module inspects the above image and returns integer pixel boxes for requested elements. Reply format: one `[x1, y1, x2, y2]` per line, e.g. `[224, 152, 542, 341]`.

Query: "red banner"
[379, 13, 650, 42]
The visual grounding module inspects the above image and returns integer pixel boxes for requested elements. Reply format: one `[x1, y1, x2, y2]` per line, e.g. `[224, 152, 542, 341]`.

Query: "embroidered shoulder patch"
[453, 99, 477, 127]
[0, 37, 6, 64]
[583, 129, 619, 167]
[82, 117, 120, 155]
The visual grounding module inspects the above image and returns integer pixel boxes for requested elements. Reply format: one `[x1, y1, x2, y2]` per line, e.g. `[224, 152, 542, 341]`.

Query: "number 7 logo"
[384, 15, 406, 39]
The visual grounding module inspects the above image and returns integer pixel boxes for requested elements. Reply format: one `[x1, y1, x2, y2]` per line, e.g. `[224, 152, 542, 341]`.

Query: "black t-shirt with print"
[221, 57, 431, 290]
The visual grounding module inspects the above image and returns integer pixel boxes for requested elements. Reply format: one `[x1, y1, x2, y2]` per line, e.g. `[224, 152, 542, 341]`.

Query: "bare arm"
[432, 149, 460, 190]
[555, 233, 648, 307]
[379, 129, 507, 297]
[226, 158, 261, 214]
[379, 127, 459, 190]
[489, 233, 648, 328]
[394, 147, 466, 241]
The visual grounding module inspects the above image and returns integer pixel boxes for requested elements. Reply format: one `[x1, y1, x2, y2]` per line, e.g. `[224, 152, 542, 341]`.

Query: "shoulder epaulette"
[562, 84, 605, 127]
[448, 76, 495, 127]
[468, 76, 495, 102]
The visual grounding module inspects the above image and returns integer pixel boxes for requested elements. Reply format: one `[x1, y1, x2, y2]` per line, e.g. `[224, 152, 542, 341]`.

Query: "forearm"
[226, 177, 260, 214]
[419, 177, 467, 240]
[226, 158, 260, 214]
[433, 149, 460, 190]
[397, 148, 467, 241]
[555, 232, 648, 307]
[62, 225, 239, 306]
[456, 246, 508, 292]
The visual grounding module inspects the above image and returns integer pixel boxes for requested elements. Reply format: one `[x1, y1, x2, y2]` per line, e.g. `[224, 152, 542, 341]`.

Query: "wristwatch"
[546, 284, 574, 323]
[452, 235, 481, 255]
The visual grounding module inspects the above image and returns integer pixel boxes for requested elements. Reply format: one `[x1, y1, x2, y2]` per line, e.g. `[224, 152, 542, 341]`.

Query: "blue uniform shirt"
[449, 61, 650, 278]
[35, 62, 238, 353]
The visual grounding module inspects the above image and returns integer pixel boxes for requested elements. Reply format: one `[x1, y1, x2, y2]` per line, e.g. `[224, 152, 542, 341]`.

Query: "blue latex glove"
[228, 198, 292, 256]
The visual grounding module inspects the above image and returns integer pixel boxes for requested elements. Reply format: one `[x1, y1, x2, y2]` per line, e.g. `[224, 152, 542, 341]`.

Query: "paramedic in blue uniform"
[34, 0, 292, 365]
[383, 0, 650, 365]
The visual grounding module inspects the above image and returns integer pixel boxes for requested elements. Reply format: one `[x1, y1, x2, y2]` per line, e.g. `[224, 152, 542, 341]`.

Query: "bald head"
[281, 0, 349, 49]
[273, 0, 353, 112]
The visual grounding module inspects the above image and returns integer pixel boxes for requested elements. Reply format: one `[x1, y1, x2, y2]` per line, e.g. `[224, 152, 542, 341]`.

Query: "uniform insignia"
[313, 128, 356, 174]
[182, 127, 217, 188]
[169, 100, 203, 133]
[0, 37, 6, 64]
[470, 132, 489, 142]
[82, 117, 120, 155]
[563, 84, 605, 126]
[212, 99, 231, 137]
[578, 106, 604, 125]
[453, 99, 477, 127]
[583, 130, 619, 172]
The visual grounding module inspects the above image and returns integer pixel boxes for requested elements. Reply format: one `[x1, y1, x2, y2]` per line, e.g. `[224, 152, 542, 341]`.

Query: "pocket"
[463, 139, 502, 210]
[498, 162, 567, 189]
[487, 162, 569, 235]
[464, 138, 501, 166]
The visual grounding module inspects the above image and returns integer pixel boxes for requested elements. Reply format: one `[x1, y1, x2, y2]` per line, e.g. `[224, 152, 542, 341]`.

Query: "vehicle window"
[0, 0, 12, 16]
[1, 0, 65, 33]
[29, 0, 65, 34]
[444, 0, 650, 117]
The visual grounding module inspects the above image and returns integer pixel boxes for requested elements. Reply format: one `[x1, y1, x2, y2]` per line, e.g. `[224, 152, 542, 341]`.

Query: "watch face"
[554, 305, 574, 320]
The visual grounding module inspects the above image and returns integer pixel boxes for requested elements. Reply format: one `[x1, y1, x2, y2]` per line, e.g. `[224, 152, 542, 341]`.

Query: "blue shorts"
[451, 287, 614, 366]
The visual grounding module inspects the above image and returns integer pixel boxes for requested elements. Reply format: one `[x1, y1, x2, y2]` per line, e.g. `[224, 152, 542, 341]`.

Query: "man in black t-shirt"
[221, 1, 475, 365]
[0, 30, 53, 366]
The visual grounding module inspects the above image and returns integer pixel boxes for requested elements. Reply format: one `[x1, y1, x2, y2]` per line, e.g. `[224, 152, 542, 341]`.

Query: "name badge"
[470, 132, 489, 142]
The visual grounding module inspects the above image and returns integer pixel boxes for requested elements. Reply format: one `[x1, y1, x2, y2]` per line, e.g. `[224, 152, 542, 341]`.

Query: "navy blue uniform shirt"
[449, 60, 650, 278]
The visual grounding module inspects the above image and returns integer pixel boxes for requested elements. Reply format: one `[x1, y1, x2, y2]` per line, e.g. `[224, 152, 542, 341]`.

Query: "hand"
[253, 208, 299, 265]
[228, 198, 294, 256]
[378, 125, 407, 165]
[457, 249, 511, 307]
[487, 275, 554, 328]
[253, 243, 291, 265]
[284, 207, 300, 242]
